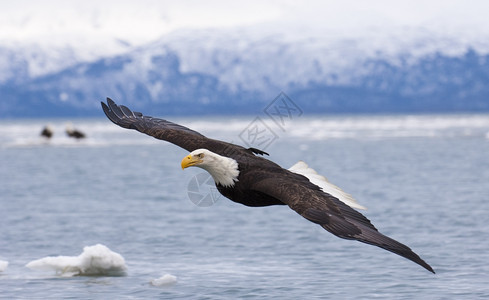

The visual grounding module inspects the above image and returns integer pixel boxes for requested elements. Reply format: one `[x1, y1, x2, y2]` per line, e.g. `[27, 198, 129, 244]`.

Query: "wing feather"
[102, 98, 267, 162]
[250, 174, 434, 273]
[102, 98, 210, 152]
[120, 105, 135, 118]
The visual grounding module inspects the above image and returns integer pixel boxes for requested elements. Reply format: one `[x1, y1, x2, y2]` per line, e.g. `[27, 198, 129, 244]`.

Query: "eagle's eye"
[196, 153, 204, 159]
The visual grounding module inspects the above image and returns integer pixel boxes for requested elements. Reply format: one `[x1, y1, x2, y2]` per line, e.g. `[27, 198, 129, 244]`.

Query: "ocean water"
[1, 114, 489, 299]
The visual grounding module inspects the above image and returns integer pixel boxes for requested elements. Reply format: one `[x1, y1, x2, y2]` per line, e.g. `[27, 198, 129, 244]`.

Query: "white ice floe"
[26, 244, 127, 277]
[151, 274, 177, 286]
[0, 260, 8, 272]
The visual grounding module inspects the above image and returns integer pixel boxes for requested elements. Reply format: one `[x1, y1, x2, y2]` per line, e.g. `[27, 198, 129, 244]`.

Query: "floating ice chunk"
[26, 244, 127, 277]
[151, 274, 177, 286]
[0, 260, 8, 272]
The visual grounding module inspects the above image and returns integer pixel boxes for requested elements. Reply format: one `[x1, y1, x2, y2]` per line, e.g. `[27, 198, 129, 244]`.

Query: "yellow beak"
[181, 154, 202, 169]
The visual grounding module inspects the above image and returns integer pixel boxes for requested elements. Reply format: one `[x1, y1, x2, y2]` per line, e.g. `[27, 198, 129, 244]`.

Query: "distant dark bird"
[101, 98, 435, 274]
[66, 123, 86, 139]
[40, 125, 53, 139]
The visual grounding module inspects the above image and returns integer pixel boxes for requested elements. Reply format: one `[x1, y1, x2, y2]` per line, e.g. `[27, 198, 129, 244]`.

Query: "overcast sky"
[1, 0, 489, 45]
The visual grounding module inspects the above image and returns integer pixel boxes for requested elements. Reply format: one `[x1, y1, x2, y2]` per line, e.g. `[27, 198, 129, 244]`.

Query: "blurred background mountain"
[1, 0, 489, 117]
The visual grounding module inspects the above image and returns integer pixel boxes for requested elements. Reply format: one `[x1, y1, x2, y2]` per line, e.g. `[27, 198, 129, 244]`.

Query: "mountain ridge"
[1, 26, 489, 117]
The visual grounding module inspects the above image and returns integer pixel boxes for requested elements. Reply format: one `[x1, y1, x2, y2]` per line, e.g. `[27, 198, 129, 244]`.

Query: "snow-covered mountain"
[1, 24, 489, 117]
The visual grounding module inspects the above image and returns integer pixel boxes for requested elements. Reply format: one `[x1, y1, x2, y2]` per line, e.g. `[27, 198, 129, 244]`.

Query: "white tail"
[289, 161, 366, 210]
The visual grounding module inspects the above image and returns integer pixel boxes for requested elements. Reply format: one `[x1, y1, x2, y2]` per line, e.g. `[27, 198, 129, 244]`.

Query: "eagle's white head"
[181, 149, 239, 187]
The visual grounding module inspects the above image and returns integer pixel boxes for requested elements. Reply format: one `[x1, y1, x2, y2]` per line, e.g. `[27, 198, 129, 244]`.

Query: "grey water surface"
[1, 115, 488, 299]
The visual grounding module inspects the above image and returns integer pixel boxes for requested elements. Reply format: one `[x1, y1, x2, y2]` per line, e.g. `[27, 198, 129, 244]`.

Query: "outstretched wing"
[102, 98, 216, 152]
[250, 172, 435, 273]
[102, 98, 271, 158]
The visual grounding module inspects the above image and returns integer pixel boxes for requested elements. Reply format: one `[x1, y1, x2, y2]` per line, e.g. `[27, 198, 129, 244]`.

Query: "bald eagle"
[40, 125, 54, 139]
[66, 123, 86, 139]
[101, 98, 435, 274]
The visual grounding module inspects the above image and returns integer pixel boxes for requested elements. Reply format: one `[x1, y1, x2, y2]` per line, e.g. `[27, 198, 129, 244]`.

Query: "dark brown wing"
[101, 98, 269, 160]
[250, 172, 435, 273]
[102, 98, 215, 152]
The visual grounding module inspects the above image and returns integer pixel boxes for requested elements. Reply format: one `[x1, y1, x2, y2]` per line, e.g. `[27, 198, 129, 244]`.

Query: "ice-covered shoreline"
[2, 114, 489, 149]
